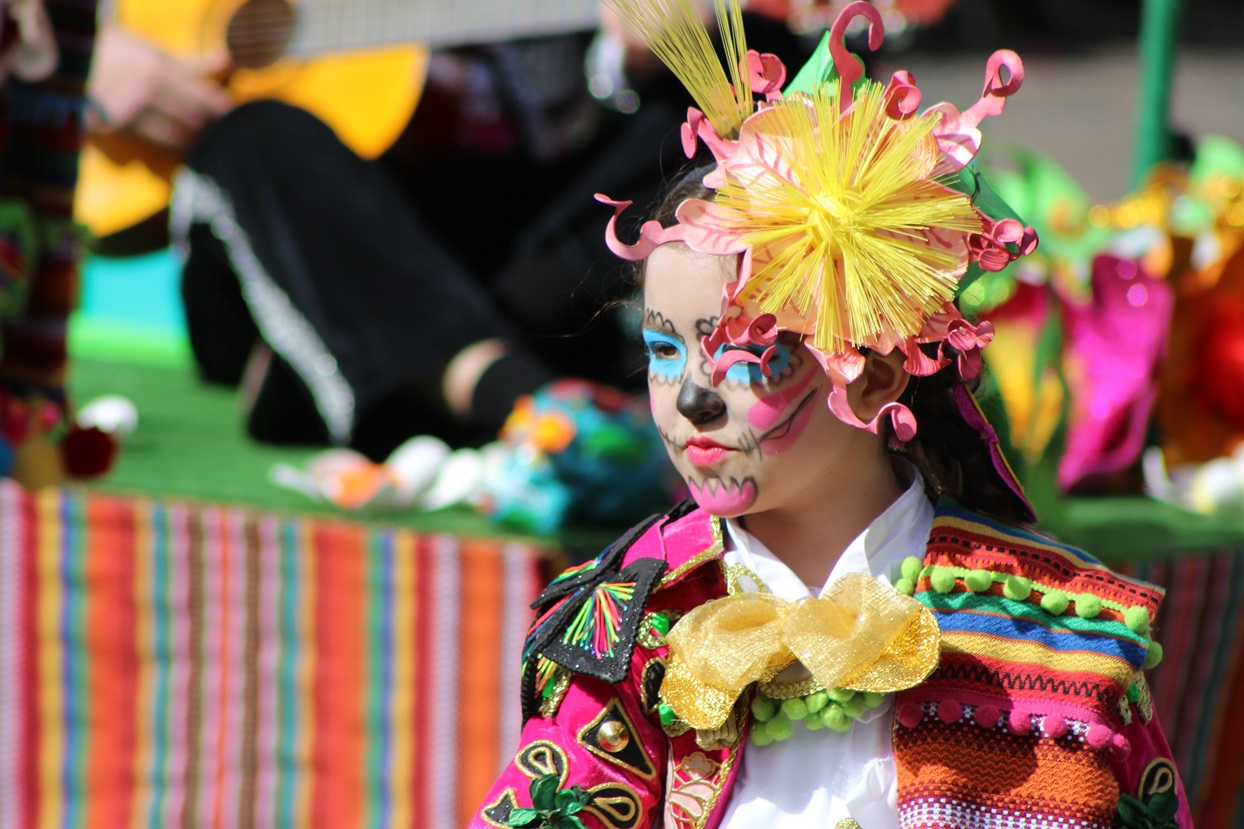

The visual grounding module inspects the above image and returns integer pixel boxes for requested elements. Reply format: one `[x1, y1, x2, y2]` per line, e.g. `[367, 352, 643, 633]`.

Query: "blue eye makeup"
[643, 330, 688, 378]
[713, 341, 793, 384]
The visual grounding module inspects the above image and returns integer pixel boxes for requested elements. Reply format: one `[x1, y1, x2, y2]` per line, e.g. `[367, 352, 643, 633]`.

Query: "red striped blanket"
[0, 481, 561, 828]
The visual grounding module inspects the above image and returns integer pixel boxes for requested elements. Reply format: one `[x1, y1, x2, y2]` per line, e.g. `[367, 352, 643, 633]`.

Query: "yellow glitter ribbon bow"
[662, 572, 941, 729]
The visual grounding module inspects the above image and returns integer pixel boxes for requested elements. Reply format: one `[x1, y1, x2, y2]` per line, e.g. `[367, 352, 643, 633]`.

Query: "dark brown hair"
[889, 353, 1032, 524]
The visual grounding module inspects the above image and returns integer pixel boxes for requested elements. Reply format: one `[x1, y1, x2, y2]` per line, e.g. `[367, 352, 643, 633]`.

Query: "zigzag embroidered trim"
[895, 700, 1131, 757]
[169, 167, 357, 443]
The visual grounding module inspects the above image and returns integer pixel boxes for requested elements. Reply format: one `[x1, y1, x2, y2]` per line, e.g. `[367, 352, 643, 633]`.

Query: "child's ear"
[848, 349, 910, 423]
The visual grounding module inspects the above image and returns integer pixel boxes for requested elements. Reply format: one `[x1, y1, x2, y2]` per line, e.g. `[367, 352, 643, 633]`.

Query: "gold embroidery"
[662, 716, 691, 739]
[480, 788, 519, 828]
[665, 741, 743, 829]
[660, 518, 725, 587]
[1132, 674, 1155, 724]
[538, 663, 572, 718]
[666, 751, 723, 828]
[725, 562, 770, 596]
[695, 695, 747, 751]
[516, 741, 568, 784]
[584, 782, 645, 829]
[638, 610, 683, 649]
[759, 665, 822, 701]
[1117, 694, 1134, 726]
[1138, 758, 1178, 799]
[835, 820, 863, 829]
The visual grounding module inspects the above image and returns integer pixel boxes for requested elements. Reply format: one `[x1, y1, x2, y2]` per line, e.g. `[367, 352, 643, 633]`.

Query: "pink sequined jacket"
[470, 501, 1192, 829]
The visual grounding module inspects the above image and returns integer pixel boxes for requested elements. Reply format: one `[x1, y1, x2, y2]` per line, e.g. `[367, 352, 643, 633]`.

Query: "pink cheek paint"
[748, 370, 815, 429]
[689, 478, 757, 515]
[760, 397, 815, 457]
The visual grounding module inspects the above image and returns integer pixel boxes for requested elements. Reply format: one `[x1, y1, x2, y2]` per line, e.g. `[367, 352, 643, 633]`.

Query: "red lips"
[684, 436, 733, 466]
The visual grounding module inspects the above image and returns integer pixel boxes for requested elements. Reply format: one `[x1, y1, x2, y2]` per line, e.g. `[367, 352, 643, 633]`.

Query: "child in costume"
[470, 2, 1191, 827]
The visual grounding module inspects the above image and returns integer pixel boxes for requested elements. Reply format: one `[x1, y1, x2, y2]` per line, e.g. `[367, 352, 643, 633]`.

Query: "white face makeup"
[642, 245, 863, 518]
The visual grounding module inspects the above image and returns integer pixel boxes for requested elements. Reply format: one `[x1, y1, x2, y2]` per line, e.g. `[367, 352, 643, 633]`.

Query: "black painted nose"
[676, 380, 726, 424]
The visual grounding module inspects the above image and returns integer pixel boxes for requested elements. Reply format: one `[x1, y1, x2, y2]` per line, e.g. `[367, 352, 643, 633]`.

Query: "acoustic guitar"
[77, 0, 599, 241]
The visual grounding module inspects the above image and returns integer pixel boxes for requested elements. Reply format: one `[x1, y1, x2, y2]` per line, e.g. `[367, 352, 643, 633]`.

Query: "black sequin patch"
[641, 659, 666, 714]
[520, 515, 667, 719]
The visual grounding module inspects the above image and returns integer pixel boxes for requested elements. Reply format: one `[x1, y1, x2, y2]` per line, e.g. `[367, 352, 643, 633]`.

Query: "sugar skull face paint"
[643, 245, 864, 518]
[642, 324, 687, 384]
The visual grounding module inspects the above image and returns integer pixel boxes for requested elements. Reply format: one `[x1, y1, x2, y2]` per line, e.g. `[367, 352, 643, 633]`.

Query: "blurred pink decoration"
[1059, 255, 1173, 490]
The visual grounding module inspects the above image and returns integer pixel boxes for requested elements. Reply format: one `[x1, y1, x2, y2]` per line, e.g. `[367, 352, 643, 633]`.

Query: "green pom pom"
[804, 713, 825, 731]
[751, 727, 774, 746]
[1076, 593, 1102, 619]
[766, 714, 794, 742]
[781, 697, 809, 721]
[1143, 639, 1164, 670]
[964, 570, 993, 593]
[1003, 576, 1032, 601]
[820, 704, 851, 732]
[827, 687, 856, 703]
[805, 690, 829, 714]
[900, 556, 923, 583]
[930, 568, 957, 594]
[894, 577, 916, 596]
[862, 691, 884, 708]
[1039, 591, 1070, 615]
[1124, 606, 1151, 635]
[751, 695, 777, 723]
[841, 694, 866, 719]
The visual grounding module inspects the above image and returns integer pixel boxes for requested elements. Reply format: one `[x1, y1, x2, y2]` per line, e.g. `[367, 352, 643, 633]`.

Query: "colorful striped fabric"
[896, 505, 1167, 829]
[1124, 552, 1244, 829]
[0, 480, 560, 829]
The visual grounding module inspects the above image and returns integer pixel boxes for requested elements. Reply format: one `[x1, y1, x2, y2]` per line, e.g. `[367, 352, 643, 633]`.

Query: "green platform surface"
[70, 357, 498, 534]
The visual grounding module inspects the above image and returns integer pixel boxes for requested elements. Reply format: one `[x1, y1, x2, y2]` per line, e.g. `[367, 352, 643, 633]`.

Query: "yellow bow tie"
[661, 572, 941, 730]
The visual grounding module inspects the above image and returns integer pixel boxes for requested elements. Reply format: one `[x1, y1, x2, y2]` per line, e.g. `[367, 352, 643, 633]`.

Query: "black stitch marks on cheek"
[737, 429, 761, 459]
[757, 386, 818, 451]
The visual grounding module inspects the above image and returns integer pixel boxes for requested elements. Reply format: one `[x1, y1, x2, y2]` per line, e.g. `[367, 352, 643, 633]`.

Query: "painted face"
[643, 245, 863, 518]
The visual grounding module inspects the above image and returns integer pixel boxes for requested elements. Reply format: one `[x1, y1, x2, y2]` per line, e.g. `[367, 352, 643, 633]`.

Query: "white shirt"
[718, 473, 935, 829]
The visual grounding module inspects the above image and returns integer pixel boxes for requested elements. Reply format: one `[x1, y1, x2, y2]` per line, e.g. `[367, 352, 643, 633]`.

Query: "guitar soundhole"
[227, 0, 296, 70]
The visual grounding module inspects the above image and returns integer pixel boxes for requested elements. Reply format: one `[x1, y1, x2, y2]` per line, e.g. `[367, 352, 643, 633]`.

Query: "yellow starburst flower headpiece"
[599, 0, 1038, 443]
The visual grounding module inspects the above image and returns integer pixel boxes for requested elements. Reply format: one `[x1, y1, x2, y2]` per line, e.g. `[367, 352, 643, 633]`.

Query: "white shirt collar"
[724, 468, 934, 599]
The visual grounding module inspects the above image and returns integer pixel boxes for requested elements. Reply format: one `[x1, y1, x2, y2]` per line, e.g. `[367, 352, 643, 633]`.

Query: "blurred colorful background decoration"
[963, 133, 1244, 550]
[480, 378, 672, 535]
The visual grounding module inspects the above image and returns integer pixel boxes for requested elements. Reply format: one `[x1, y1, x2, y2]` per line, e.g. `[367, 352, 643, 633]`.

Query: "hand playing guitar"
[87, 24, 233, 151]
